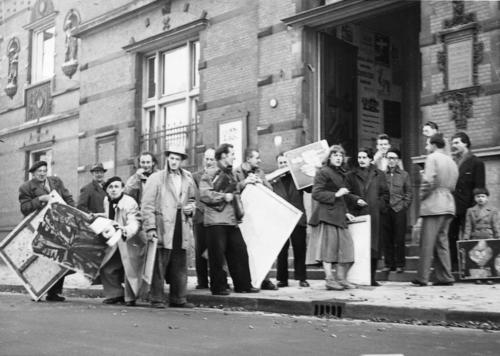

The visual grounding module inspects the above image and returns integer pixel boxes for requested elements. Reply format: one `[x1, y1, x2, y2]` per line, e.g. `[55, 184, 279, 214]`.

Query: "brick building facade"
[1, 0, 500, 238]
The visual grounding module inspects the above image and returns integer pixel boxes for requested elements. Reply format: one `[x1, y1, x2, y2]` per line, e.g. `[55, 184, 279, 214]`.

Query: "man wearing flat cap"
[77, 163, 107, 214]
[18, 160, 75, 302]
[141, 145, 196, 308]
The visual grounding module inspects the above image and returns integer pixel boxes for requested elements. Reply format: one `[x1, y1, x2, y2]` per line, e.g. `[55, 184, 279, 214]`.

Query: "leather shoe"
[410, 279, 427, 287]
[212, 290, 231, 296]
[277, 281, 288, 288]
[150, 301, 166, 309]
[235, 287, 260, 293]
[196, 284, 209, 290]
[299, 280, 310, 287]
[169, 302, 195, 308]
[396, 267, 404, 273]
[46, 294, 66, 302]
[102, 296, 124, 304]
[371, 281, 381, 287]
[261, 280, 278, 290]
[432, 281, 454, 286]
[125, 300, 136, 307]
[381, 267, 392, 273]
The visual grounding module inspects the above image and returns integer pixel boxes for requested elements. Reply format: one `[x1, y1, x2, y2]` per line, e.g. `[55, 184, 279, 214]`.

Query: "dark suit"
[449, 153, 485, 268]
[77, 180, 106, 213]
[18, 176, 75, 297]
[192, 169, 209, 287]
[272, 172, 307, 283]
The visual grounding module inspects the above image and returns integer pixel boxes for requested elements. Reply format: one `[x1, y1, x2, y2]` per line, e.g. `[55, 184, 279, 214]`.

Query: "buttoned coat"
[141, 169, 196, 249]
[345, 166, 389, 256]
[309, 165, 355, 229]
[463, 204, 500, 240]
[19, 176, 75, 216]
[454, 154, 485, 217]
[102, 194, 144, 296]
[77, 180, 106, 213]
[419, 150, 458, 217]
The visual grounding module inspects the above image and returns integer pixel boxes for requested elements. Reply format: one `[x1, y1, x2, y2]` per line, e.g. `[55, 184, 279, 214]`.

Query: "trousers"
[277, 225, 307, 282]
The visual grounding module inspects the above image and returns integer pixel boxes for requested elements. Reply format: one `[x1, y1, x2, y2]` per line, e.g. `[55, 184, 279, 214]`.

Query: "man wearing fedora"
[77, 163, 107, 214]
[141, 145, 196, 308]
[125, 152, 158, 206]
[18, 160, 75, 302]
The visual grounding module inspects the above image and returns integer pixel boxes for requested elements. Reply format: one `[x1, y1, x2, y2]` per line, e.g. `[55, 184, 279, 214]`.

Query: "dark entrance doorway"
[320, 35, 357, 157]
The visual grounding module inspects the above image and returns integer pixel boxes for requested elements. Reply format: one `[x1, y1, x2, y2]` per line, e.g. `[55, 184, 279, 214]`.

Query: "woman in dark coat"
[307, 145, 359, 290]
[346, 147, 389, 286]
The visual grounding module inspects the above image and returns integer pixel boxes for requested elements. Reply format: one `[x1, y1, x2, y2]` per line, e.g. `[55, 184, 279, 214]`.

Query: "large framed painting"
[0, 191, 69, 301]
[457, 239, 500, 280]
[284, 140, 330, 190]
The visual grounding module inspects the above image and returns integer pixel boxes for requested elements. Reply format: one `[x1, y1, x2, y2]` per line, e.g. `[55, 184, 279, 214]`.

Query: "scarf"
[108, 193, 124, 220]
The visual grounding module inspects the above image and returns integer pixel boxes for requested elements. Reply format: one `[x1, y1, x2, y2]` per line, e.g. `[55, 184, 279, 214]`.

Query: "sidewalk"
[1, 263, 499, 325]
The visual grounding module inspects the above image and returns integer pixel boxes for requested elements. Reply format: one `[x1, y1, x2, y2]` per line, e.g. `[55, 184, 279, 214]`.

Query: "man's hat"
[29, 160, 48, 173]
[103, 176, 123, 191]
[90, 163, 107, 172]
[165, 145, 188, 160]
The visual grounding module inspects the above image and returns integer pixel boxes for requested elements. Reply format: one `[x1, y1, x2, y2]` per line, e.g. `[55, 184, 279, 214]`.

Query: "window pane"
[191, 41, 200, 89]
[162, 46, 188, 95]
[33, 27, 55, 82]
[147, 56, 156, 98]
[162, 101, 188, 150]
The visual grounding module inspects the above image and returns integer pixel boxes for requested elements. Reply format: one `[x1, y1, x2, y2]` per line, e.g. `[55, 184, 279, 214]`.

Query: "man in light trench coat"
[141, 146, 196, 308]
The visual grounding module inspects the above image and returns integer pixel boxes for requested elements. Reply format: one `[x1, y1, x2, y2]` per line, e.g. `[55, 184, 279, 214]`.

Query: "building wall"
[420, 0, 500, 207]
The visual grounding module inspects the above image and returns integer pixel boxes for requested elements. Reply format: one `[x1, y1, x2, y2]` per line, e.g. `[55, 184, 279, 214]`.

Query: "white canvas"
[239, 184, 303, 288]
[347, 215, 371, 285]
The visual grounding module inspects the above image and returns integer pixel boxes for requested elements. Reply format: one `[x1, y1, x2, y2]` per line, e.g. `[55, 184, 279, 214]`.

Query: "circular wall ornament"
[269, 98, 278, 108]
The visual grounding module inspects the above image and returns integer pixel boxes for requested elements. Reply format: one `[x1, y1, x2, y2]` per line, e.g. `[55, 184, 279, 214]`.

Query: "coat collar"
[471, 204, 492, 219]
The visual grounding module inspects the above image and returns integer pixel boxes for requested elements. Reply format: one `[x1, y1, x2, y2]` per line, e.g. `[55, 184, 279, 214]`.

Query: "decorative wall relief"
[5, 38, 20, 99]
[26, 81, 52, 122]
[436, 0, 483, 130]
[61, 9, 81, 79]
[30, 0, 55, 23]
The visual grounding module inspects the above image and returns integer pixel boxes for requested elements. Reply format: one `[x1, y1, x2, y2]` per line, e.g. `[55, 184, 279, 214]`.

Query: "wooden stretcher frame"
[0, 191, 69, 301]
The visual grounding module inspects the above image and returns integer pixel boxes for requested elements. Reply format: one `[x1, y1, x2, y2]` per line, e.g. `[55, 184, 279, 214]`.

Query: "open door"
[320, 34, 357, 158]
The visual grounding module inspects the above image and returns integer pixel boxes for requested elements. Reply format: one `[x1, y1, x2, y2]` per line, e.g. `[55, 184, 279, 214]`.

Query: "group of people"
[17, 121, 498, 306]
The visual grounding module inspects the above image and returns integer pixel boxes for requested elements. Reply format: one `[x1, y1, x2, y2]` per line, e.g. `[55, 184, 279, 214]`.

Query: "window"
[32, 26, 55, 83]
[29, 149, 52, 176]
[141, 40, 200, 168]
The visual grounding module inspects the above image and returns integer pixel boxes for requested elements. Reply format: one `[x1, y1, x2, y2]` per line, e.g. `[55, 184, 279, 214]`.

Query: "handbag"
[232, 193, 244, 220]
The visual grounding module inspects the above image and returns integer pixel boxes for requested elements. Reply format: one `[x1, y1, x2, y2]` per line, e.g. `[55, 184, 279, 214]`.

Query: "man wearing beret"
[18, 160, 75, 301]
[77, 163, 107, 214]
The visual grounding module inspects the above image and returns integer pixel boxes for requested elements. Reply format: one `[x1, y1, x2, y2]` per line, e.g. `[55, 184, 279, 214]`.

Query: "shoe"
[277, 281, 288, 288]
[410, 279, 427, 287]
[371, 281, 381, 287]
[475, 280, 483, 285]
[396, 267, 404, 274]
[46, 294, 66, 302]
[125, 300, 136, 307]
[169, 302, 195, 308]
[196, 284, 209, 290]
[381, 267, 392, 273]
[432, 281, 454, 286]
[261, 280, 278, 290]
[150, 301, 166, 309]
[212, 290, 231, 296]
[235, 287, 260, 293]
[486, 280, 494, 285]
[299, 280, 310, 287]
[102, 296, 125, 304]
[338, 280, 357, 289]
[325, 278, 344, 291]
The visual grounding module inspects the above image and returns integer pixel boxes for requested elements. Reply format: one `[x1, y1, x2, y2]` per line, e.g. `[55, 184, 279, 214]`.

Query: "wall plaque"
[447, 39, 473, 90]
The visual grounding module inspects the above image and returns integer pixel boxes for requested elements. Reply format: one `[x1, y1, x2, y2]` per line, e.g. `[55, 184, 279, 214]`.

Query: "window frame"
[31, 24, 56, 84]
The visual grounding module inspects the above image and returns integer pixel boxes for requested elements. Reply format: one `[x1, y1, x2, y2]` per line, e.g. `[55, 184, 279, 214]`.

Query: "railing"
[140, 122, 198, 171]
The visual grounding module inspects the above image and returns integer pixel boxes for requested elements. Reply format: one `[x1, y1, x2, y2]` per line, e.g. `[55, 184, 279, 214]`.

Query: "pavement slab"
[1, 263, 499, 324]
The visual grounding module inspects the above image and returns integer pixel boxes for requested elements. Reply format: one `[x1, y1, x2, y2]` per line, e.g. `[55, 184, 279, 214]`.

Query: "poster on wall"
[374, 33, 390, 67]
[218, 118, 246, 168]
[458, 239, 500, 280]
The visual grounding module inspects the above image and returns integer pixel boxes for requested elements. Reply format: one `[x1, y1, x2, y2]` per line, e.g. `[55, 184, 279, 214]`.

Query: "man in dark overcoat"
[270, 153, 309, 288]
[449, 132, 485, 270]
[77, 163, 107, 213]
[18, 160, 75, 301]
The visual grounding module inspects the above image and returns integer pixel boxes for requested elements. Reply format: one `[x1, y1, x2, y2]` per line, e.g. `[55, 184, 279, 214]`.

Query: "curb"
[2, 284, 499, 325]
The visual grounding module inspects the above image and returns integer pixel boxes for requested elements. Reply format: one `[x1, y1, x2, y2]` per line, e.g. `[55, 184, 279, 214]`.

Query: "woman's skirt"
[306, 223, 354, 264]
